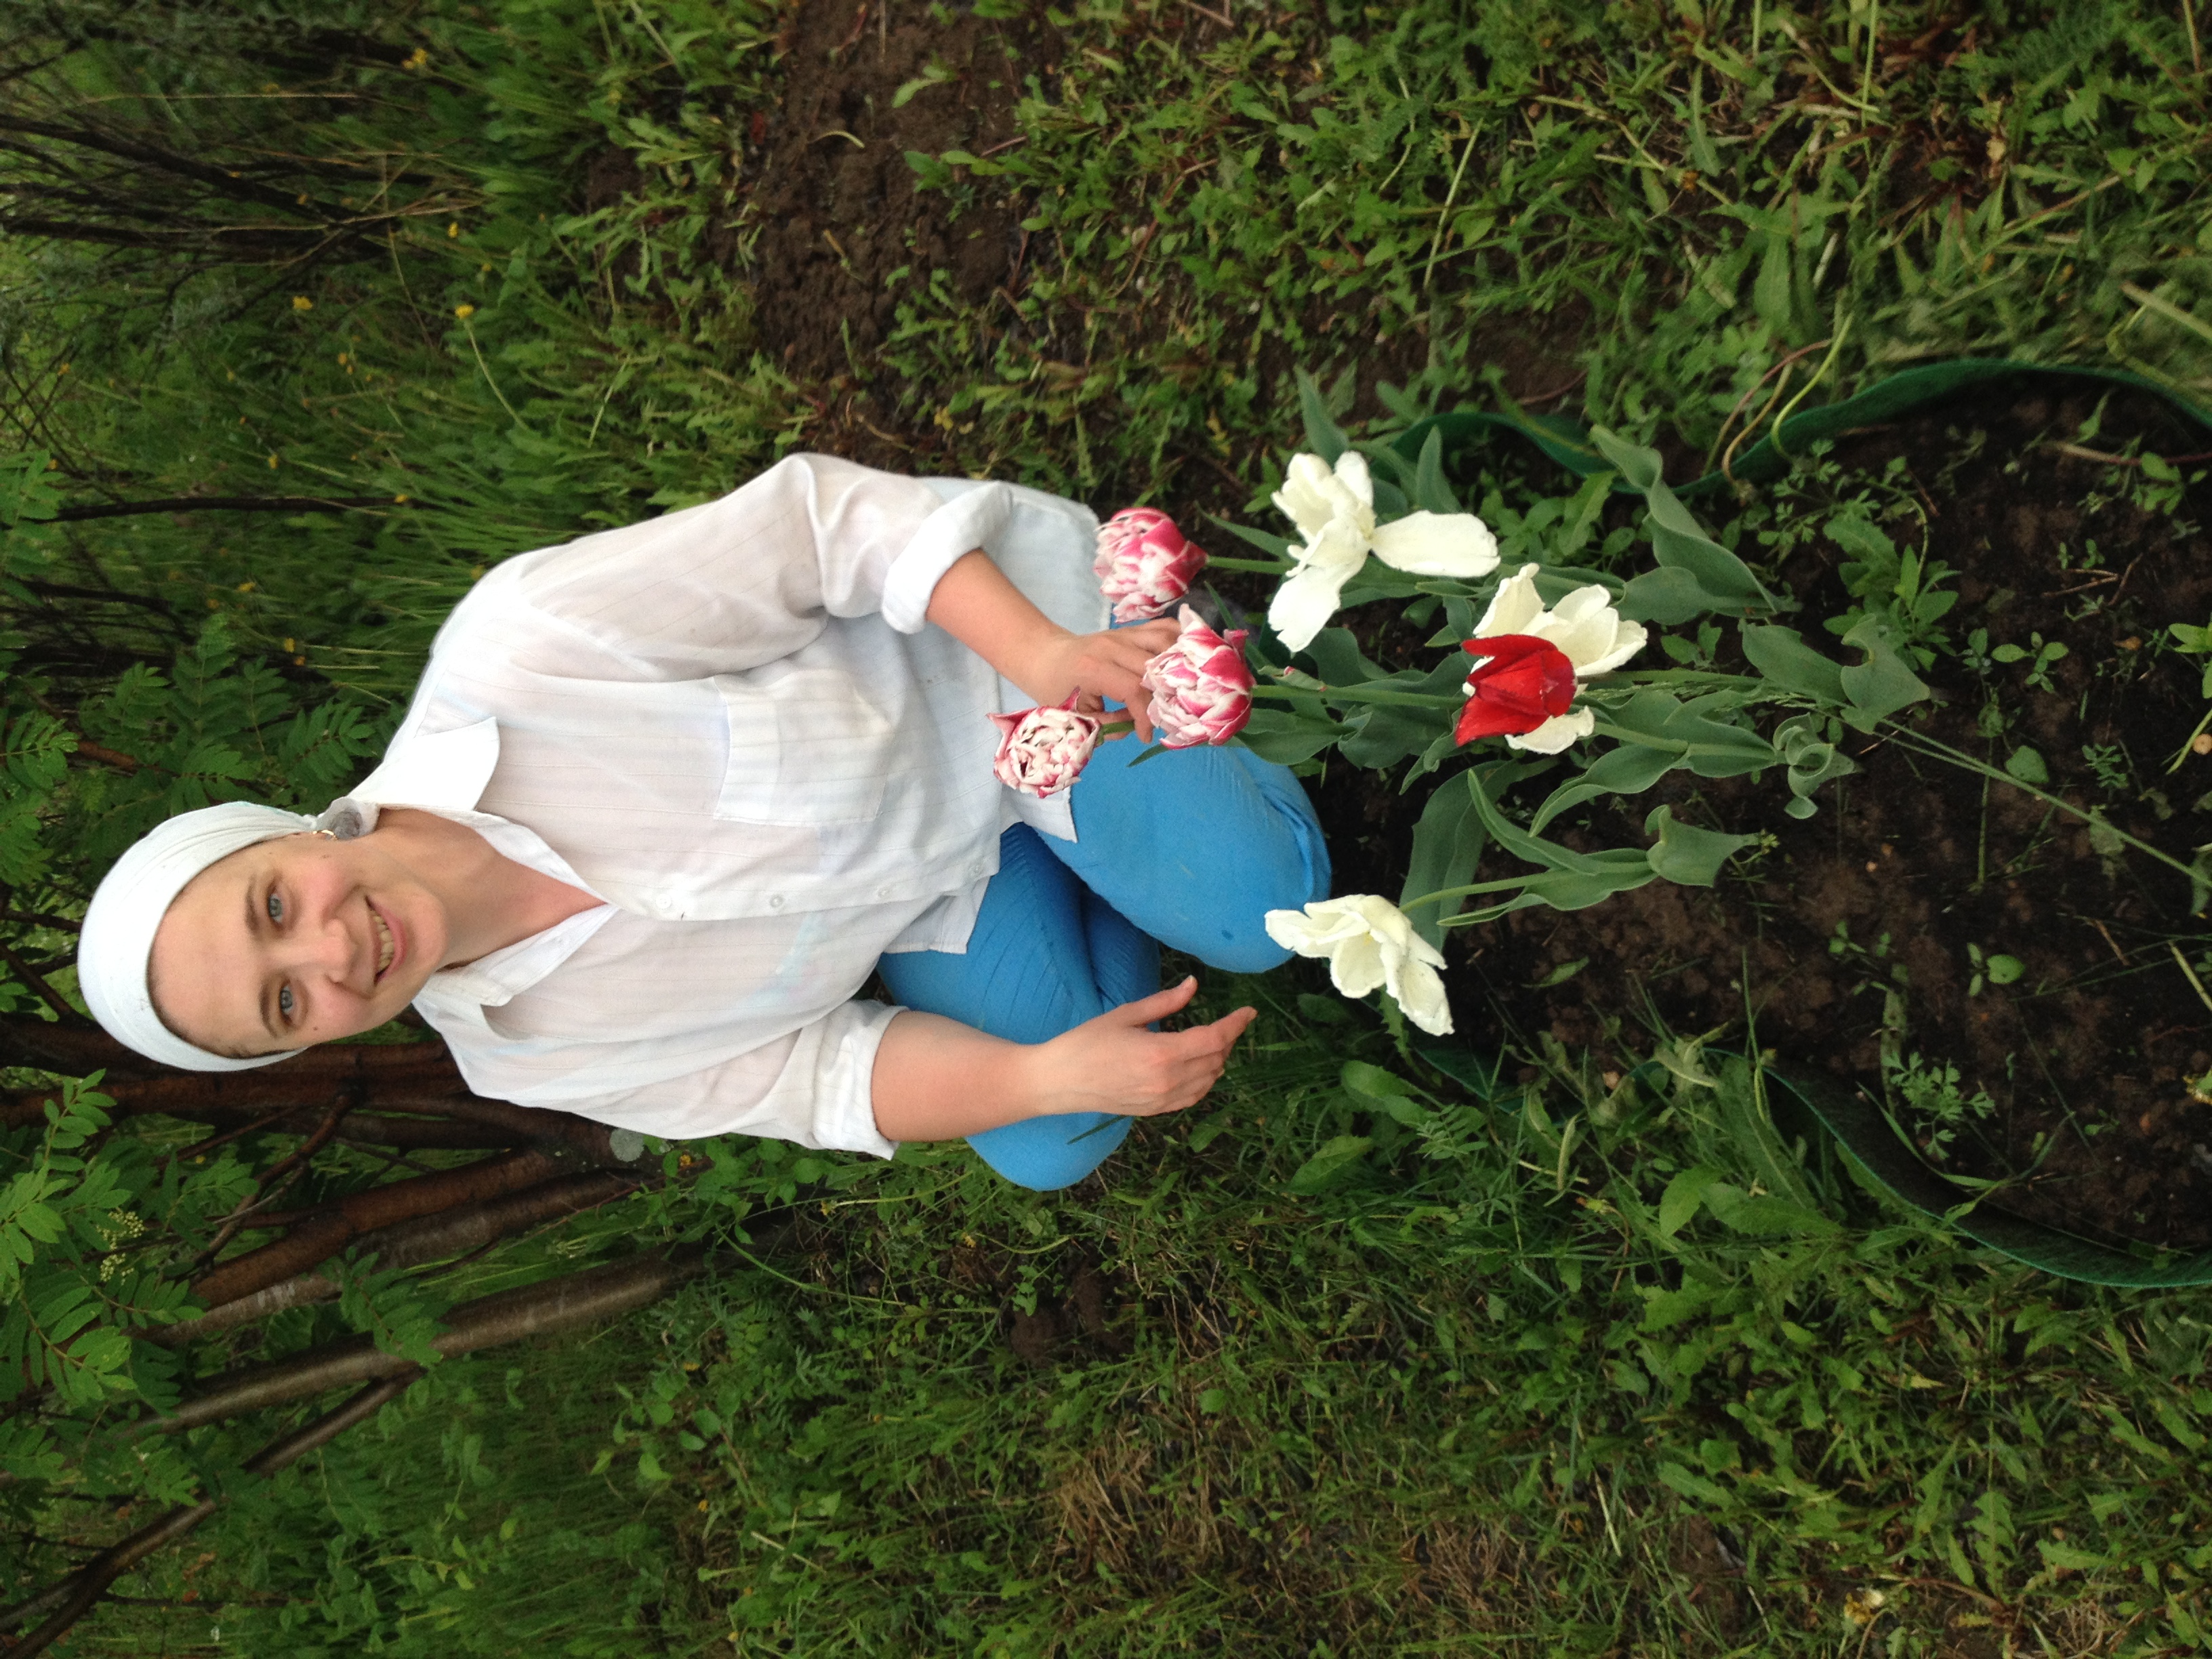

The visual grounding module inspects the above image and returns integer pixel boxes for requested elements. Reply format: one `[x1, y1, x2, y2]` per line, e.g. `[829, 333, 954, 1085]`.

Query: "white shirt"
[343, 455, 1108, 1158]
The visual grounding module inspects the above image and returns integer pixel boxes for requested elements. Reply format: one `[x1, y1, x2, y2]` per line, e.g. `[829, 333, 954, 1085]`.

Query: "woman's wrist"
[924, 550, 1074, 703]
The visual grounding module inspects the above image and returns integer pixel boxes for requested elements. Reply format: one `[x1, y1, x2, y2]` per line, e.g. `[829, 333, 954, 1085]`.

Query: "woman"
[77, 455, 1330, 1189]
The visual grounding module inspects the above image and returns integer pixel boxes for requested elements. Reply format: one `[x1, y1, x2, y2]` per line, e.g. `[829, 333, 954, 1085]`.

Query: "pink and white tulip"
[989, 695, 1103, 796]
[1141, 605, 1254, 749]
[1094, 508, 1207, 624]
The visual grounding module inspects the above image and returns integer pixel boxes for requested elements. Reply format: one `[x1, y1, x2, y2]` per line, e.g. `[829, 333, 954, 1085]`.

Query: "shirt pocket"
[713, 665, 893, 825]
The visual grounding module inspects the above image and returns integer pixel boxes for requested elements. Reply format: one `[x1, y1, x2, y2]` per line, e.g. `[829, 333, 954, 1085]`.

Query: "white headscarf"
[77, 796, 378, 1071]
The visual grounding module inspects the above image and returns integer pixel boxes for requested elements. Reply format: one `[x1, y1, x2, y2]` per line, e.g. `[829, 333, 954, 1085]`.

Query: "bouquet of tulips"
[988, 511, 1257, 796]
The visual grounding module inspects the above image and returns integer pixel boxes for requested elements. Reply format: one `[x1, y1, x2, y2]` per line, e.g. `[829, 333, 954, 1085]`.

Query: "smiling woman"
[147, 809, 601, 1057]
[75, 455, 1330, 1191]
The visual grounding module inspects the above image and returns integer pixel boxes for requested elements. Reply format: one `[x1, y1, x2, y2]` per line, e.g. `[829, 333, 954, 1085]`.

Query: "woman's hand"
[923, 550, 1178, 741]
[871, 978, 1255, 1143]
[1019, 977, 1255, 1118]
[1024, 620, 1179, 741]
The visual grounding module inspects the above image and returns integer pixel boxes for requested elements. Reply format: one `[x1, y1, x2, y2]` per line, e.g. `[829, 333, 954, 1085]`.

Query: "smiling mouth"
[371, 909, 396, 980]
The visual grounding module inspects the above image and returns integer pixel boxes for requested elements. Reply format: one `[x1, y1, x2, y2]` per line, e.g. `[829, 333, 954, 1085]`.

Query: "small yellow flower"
[291, 295, 312, 311]
[453, 303, 476, 321]
[447, 222, 460, 239]
[283, 638, 295, 651]
[266, 453, 280, 469]
[235, 581, 254, 593]
[404, 46, 430, 70]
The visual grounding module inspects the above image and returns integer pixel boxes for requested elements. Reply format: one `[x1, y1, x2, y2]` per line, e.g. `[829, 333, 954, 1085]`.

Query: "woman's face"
[148, 831, 452, 1057]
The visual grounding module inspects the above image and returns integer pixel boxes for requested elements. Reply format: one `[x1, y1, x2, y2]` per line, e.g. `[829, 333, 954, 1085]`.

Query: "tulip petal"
[1504, 707, 1595, 754]
[1328, 933, 1387, 1000]
[1333, 448, 1374, 510]
[1267, 559, 1353, 652]
[1471, 562, 1544, 637]
[1369, 512, 1501, 577]
[1573, 619, 1649, 678]
[1271, 453, 1341, 541]
[1389, 957, 1454, 1035]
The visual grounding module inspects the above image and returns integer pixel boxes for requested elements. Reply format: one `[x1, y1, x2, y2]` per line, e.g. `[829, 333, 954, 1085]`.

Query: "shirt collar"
[348, 716, 619, 1023]
[348, 717, 502, 813]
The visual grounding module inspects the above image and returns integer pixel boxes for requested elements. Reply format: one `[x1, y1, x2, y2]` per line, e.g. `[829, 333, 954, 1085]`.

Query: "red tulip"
[1454, 633, 1578, 745]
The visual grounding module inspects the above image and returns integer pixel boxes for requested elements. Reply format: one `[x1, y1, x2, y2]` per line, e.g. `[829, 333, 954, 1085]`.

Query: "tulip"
[1094, 508, 1207, 624]
[1141, 605, 1254, 749]
[1263, 895, 1454, 1036]
[1461, 562, 1648, 754]
[989, 695, 1103, 797]
[1455, 634, 1578, 745]
[1267, 451, 1500, 651]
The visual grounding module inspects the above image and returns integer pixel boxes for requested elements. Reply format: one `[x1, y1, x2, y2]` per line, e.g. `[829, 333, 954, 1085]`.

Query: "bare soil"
[1318, 383, 2212, 1254]
[726, 0, 1583, 514]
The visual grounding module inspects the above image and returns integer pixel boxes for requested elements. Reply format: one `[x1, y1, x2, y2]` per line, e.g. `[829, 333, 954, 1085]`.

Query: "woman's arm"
[925, 550, 1179, 742]
[870, 977, 1256, 1141]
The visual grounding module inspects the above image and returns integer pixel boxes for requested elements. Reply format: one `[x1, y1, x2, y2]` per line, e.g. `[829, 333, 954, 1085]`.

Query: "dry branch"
[189, 1150, 560, 1309]
[152, 1169, 644, 1345]
[144, 1248, 710, 1437]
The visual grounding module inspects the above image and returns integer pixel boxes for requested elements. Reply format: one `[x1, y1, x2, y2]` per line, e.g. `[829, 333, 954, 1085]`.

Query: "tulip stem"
[1261, 676, 1462, 709]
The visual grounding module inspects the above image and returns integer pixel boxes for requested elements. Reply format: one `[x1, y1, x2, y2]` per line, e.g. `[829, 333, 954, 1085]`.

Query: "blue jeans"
[876, 737, 1330, 1190]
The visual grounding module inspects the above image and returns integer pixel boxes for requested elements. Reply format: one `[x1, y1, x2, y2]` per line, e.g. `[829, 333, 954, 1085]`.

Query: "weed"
[1884, 1050, 1999, 1163]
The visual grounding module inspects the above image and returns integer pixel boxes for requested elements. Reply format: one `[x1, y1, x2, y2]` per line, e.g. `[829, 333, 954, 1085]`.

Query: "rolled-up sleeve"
[487, 454, 1010, 679]
[545, 1000, 904, 1158]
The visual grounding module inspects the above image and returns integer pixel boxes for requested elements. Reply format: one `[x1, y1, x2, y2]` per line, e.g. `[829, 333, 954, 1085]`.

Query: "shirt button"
[767, 894, 785, 910]
[653, 897, 673, 915]
[876, 886, 893, 900]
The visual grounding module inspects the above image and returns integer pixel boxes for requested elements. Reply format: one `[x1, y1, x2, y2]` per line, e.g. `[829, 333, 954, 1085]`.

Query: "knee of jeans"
[1204, 928, 1296, 976]
[971, 1115, 1130, 1191]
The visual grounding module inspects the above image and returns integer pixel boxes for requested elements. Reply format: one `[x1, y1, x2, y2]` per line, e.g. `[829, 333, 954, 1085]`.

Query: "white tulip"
[1266, 451, 1500, 651]
[1466, 562, 1648, 754]
[1263, 894, 1454, 1036]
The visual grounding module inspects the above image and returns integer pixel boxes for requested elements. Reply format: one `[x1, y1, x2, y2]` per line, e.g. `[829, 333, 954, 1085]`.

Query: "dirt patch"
[738, 0, 1059, 472]
[1319, 383, 2212, 1253]
[724, 3, 1591, 521]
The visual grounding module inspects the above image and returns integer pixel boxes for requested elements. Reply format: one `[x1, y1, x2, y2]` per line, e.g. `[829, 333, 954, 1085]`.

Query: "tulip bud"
[989, 695, 1102, 796]
[1094, 508, 1207, 624]
[1141, 605, 1254, 749]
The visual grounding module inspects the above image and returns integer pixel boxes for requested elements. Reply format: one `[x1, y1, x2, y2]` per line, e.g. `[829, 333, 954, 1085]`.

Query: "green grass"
[11, 1, 2212, 1655]
[537, 983, 2212, 1654]
[878, 0, 2211, 506]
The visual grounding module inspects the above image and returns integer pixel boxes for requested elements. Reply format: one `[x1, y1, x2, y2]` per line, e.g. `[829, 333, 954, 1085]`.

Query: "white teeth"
[373, 912, 394, 977]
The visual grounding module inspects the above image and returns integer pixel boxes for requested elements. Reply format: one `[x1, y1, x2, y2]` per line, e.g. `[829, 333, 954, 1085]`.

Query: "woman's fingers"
[1113, 975, 1200, 1025]
[1061, 623, 1179, 745]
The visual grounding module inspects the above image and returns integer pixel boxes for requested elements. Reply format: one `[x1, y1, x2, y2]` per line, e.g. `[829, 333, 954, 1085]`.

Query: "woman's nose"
[290, 912, 359, 980]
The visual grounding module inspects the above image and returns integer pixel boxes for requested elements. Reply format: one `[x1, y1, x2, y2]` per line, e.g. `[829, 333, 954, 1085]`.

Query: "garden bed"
[1311, 383, 2212, 1254]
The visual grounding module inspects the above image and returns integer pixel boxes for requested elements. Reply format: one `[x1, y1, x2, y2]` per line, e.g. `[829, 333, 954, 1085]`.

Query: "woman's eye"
[277, 985, 295, 1021]
[266, 889, 284, 926]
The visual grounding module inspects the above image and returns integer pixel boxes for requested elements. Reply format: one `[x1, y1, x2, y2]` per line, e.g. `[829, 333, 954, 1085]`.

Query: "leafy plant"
[1883, 1050, 1998, 1163]
[1228, 374, 1919, 960]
